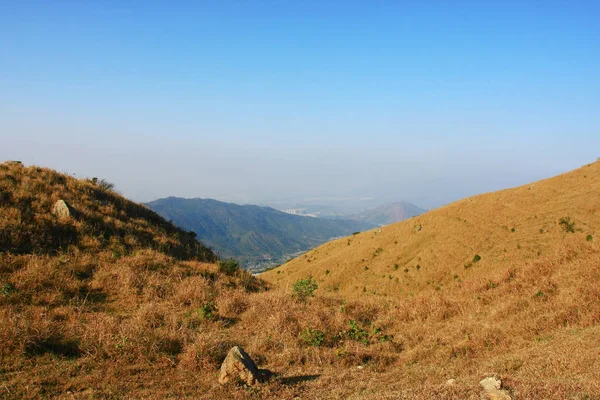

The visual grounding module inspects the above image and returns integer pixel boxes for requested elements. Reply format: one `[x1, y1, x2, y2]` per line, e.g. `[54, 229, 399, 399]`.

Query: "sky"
[1, 1, 599, 209]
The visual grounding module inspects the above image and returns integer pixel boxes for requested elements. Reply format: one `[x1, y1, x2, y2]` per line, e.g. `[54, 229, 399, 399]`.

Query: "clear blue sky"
[1, 1, 599, 208]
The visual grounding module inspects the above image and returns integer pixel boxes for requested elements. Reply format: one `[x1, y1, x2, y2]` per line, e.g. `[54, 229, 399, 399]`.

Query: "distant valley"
[145, 197, 377, 272]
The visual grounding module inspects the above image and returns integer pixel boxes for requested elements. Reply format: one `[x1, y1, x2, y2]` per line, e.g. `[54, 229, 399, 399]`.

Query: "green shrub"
[586, 235, 593, 241]
[198, 301, 217, 320]
[292, 276, 318, 303]
[371, 325, 392, 343]
[473, 254, 481, 263]
[0, 282, 17, 296]
[342, 320, 391, 345]
[299, 327, 325, 347]
[185, 301, 218, 322]
[559, 217, 576, 233]
[346, 320, 369, 344]
[218, 259, 240, 276]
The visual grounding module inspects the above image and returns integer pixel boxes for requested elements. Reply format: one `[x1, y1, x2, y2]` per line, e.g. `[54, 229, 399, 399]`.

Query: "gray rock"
[218, 346, 272, 385]
[479, 377, 511, 400]
[52, 200, 76, 219]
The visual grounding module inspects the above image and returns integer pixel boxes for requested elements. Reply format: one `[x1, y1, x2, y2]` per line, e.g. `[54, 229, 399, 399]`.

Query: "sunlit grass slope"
[261, 159, 600, 398]
[264, 160, 600, 299]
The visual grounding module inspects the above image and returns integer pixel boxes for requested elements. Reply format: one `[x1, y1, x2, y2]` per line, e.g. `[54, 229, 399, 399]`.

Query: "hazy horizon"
[2, 2, 599, 210]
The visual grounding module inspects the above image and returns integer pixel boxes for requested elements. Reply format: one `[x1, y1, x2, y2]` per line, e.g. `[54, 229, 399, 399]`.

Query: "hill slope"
[0, 162, 451, 399]
[145, 197, 374, 271]
[261, 160, 600, 397]
[263, 160, 600, 297]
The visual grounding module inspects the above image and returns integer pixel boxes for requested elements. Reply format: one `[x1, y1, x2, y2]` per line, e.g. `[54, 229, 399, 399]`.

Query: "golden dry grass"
[2, 160, 600, 399]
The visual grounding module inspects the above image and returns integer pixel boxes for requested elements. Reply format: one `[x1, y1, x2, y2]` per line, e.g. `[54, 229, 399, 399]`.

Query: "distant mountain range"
[145, 197, 375, 271]
[348, 201, 426, 226]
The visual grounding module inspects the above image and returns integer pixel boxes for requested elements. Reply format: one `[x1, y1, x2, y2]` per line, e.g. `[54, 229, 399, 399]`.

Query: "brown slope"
[262, 160, 600, 298]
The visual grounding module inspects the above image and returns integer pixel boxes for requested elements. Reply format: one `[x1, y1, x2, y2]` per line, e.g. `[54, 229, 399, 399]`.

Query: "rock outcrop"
[52, 200, 76, 219]
[218, 346, 272, 385]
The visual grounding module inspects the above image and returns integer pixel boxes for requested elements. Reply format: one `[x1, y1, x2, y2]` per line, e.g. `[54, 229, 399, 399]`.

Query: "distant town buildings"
[280, 208, 319, 218]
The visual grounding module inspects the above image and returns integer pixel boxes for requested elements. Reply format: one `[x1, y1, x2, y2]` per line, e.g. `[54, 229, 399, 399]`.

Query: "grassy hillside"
[263, 160, 600, 297]
[2, 160, 600, 399]
[0, 162, 445, 399]
[145, 197, 374, 271]
[262, 159, 600, 397]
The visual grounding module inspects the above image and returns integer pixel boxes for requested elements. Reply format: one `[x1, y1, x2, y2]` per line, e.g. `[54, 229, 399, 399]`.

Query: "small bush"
[341, 320, 391, 345]
[292, 276, 318, 303]
[559, 217, 576, 233]
[473, 254, 481, 263]
[586, 235, 593, 241]
[198, 301, 217, 320]
[346, 320, 369, 344]
[0, 282, 17, 296]
[299, 327, 325, 347]
[218, 259, 240, 276]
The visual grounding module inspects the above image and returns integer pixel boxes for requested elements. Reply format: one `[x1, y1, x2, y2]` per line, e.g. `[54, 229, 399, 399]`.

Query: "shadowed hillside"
[0, 162, 216, 261]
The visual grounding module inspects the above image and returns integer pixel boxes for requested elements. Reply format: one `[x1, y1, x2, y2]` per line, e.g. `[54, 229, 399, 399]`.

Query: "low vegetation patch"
[559, 217, 576, 233]
[299, 327, 326, 347]
[218, 259, 240, 276]
[292, 276, 318, 303]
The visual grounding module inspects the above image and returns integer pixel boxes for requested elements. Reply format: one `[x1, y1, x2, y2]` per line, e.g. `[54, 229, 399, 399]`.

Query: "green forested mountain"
[145, 197, 375, 270]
